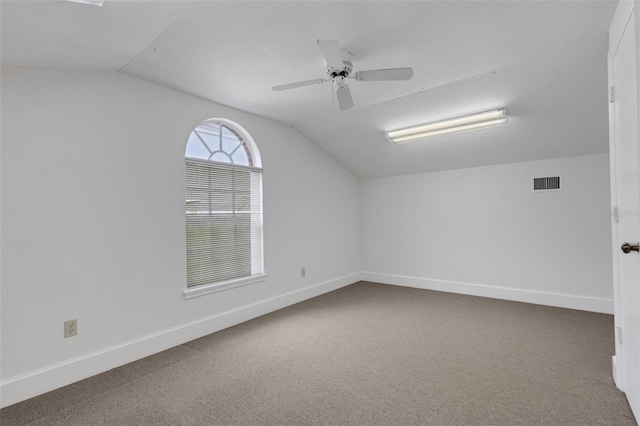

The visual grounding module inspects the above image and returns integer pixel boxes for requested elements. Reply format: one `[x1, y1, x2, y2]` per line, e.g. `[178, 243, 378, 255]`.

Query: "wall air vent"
[533, 176, 562, 192]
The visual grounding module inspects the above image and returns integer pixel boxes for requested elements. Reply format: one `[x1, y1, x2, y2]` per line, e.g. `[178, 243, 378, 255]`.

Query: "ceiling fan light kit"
[386, 108, 508, 144]
[272, 38, 413, 110]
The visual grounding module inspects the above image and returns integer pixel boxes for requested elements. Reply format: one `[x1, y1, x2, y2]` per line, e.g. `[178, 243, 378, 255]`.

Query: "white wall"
[361, 154, 613, 313]
[0, 68, 361, 406]
[0, 68, 615, 408]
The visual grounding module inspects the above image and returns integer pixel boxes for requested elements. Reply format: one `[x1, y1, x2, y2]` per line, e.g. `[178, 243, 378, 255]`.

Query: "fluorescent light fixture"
[67, 0, 104, 6]
[386, 108, 508, 144]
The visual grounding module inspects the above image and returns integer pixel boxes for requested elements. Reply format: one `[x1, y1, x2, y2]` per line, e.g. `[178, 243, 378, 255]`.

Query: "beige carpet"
[1, 281, 636, 425]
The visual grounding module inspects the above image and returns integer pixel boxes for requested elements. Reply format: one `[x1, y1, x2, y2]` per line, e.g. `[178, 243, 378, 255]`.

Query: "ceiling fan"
[272, 39, 414, 111]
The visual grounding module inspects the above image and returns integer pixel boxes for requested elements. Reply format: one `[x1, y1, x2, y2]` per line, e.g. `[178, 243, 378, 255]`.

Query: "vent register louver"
[533, 176, 561, 191]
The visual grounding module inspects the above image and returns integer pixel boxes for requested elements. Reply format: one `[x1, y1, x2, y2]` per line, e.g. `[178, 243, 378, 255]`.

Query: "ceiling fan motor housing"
[327, 50, 353, 78]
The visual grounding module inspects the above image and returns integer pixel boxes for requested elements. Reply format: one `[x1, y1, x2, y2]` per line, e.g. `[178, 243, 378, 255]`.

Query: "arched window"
[184, 119, 264, 298]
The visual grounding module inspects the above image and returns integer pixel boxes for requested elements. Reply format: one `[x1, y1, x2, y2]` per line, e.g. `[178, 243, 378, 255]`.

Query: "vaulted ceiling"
[1, 1, 616, 178]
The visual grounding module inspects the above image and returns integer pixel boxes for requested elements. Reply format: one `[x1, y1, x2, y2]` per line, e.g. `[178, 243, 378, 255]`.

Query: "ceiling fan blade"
[335, 84, 354, 110]
[317, 39, 344, 70]
[272, 78, 329, 91]
[354, 68, 414, 81]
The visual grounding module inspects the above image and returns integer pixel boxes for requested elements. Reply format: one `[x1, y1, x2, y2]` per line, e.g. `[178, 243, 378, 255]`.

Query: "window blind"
[185, 158, 263, 288]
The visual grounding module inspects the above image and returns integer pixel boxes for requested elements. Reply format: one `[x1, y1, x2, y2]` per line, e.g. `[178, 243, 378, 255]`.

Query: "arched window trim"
[183, 118, 266, 300]
[186, 118, 262, 168]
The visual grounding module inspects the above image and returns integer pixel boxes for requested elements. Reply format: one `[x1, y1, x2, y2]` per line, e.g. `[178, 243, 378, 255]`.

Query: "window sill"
[183, 274, 268, 300]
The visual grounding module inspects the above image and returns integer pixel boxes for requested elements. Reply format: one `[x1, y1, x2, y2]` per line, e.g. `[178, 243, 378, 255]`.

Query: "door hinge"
[610, 86, 615, 103]
[617, 326, 623, 344]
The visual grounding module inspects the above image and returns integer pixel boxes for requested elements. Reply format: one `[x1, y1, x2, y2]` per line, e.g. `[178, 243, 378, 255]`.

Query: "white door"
[609, 3, 640, 418]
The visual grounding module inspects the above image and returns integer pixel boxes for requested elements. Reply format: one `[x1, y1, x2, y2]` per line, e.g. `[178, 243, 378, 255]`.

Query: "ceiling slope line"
[118, 12, 184, 74]
[290, 70, 501, 130]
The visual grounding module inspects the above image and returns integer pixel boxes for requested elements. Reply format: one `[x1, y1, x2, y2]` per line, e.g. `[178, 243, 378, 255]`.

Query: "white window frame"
[183, 119, 266, 299]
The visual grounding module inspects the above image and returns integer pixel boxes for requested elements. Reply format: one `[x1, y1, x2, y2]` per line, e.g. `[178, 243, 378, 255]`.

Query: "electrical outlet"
[301, 267, 306, 277]
[64, 319, 78, 338]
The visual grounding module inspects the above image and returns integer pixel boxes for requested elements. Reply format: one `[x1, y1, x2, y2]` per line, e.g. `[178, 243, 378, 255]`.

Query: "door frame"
[608, 0, 637, 392]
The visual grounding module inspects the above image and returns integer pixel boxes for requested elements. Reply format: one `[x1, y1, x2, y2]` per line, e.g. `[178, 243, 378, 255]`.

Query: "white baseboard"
[612, 356, 620, 390]
[1, 271, 612, 408]
[361, 272, 613, 314]
[0, 273, 360, 408]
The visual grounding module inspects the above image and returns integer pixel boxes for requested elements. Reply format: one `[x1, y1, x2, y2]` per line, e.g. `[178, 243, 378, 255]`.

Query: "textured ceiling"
[1, 1, 617, 178]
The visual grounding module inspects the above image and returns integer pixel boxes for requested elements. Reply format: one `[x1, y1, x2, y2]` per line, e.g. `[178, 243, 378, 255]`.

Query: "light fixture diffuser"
[386, 108, 508, 144]
[67, 0, 104, 6]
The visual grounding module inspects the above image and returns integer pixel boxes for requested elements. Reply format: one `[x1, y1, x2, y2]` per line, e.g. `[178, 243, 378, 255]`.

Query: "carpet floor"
[1, 281, 636, 425]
